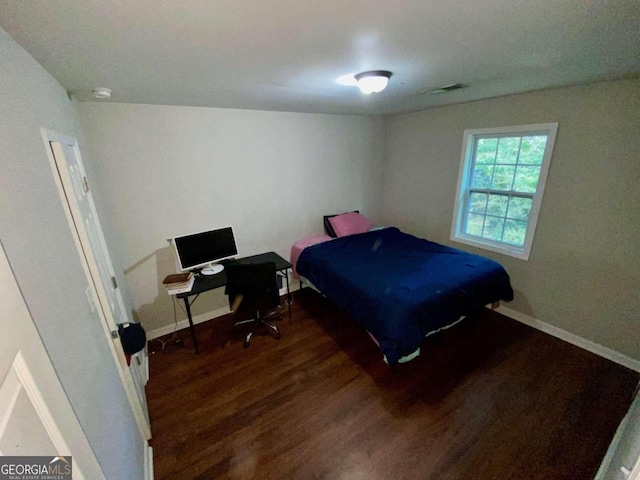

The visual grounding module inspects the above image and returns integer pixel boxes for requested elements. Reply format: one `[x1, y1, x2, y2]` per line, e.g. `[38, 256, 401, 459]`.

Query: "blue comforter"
[296, 227, 513, 364]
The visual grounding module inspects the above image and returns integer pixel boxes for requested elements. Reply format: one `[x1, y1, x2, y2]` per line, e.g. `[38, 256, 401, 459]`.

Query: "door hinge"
[110, 330, 119, 339]
[82, 176, 90, 192]
[111, 276, 118, 289]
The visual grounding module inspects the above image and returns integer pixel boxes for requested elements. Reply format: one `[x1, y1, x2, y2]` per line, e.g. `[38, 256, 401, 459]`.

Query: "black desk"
[176, 251, 292, 353]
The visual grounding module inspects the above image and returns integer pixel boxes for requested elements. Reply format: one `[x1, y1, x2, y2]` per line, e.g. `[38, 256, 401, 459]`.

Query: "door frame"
[41, 128, 151, 441]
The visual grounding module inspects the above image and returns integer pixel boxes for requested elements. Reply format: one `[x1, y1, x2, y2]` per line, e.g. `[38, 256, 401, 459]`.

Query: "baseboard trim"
[497, 305, 640, 373]
[146, 306, 231, 340]
[145, 444, 154, 480]
[146, 285, 292, 340]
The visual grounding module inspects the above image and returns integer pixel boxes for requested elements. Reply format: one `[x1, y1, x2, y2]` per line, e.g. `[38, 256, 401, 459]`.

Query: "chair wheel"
[274, 333, 281, 340]
[243, 341, 250, 348]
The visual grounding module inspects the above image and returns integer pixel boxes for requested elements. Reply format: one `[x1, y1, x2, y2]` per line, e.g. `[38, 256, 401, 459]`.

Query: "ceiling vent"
[424, 83, 468, 95]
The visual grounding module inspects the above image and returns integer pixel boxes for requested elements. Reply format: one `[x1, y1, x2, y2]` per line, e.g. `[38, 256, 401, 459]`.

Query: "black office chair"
[225, 261, 282, 348]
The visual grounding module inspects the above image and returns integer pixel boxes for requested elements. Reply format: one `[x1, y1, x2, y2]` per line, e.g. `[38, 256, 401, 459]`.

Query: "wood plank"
[147, 289, 638, 479]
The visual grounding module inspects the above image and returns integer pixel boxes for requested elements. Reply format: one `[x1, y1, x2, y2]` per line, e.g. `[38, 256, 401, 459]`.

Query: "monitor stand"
[201, 263, 224, 275]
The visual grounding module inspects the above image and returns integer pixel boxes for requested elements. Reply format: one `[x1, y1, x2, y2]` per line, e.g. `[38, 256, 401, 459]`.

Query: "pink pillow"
[329, 212, 373, 237]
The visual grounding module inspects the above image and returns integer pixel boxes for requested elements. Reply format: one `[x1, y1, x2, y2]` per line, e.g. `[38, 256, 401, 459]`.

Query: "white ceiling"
[1, 0, 639, 115]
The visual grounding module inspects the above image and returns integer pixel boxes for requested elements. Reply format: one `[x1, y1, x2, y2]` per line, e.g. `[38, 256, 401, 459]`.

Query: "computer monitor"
[172, 226, 238, 275]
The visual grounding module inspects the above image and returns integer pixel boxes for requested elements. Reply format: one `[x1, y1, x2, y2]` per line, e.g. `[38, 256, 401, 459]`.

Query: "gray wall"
[0, 28, 145, 479]
[383, 79, 640, 360]
[77, 103, 386, 332]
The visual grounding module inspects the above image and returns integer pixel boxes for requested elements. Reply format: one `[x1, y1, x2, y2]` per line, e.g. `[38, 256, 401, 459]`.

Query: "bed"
[295, 225, 514, 365]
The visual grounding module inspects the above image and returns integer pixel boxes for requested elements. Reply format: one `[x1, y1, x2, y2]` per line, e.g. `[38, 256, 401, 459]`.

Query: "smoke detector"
[91, 88, 112, 99]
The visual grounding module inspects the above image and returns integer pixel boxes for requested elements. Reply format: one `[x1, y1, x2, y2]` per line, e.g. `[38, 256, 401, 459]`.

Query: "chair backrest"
[225, 262, 279, 312]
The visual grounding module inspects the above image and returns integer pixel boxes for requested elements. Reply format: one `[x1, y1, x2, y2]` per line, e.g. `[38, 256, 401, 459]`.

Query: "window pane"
[513, 166, 540, 193]
[496, 137, 520, 164]
[468, 192, 488, 214]
[491, 165, 515, 190]
[503, 219, 527, 246]
[465, 213, 485, 236]
[486, 194, 508, 216]
[476, 138, 498, 164]
[506, 196, 532, 220]
[471, 164, 493, 188]
[518, 135, 547, 165]
[482, 216, 505, 241]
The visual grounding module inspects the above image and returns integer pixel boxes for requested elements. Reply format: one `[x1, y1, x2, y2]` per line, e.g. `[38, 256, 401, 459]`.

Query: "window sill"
[450, 234, 530, 261]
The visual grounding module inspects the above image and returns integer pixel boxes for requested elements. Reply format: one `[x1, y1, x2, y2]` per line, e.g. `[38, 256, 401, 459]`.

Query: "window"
[451, 123, 557, 260]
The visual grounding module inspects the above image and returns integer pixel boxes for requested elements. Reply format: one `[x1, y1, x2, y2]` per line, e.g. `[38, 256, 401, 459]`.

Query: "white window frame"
[450, 123, 558, 260]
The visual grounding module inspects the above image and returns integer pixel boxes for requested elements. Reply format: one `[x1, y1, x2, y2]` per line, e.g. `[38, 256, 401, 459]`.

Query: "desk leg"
[183, 297, 199, 354]
[285, 270, 291, 319]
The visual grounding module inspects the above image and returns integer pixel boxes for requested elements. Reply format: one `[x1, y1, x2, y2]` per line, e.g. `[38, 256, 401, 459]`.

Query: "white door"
[49, 140, 128, 325]
[42, 130, 151, 440]
[0, 242, 105, 479]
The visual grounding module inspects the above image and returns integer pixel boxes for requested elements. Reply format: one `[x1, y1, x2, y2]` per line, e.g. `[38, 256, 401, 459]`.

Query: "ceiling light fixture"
[354, 70, 392, 94]
[91, 87, 112, 99]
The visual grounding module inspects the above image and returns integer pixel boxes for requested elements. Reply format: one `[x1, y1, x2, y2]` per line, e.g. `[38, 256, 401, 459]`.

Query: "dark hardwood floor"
[147, 289, 638, 479]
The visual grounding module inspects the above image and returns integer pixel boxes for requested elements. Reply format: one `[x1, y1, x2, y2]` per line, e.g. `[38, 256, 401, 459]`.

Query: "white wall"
[0, 28, 145, 479]
[77, 103, 385, 331]
[383, 79, 640, 361]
